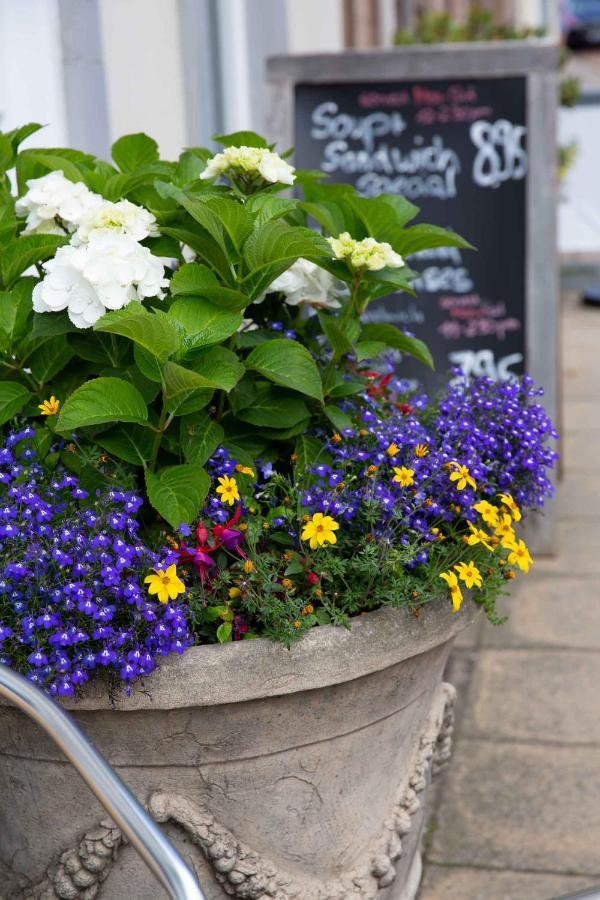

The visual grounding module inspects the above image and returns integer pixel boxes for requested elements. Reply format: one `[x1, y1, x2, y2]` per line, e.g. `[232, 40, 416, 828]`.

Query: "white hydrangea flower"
[32, 231, 168, 329]
[327, 232, 404, 271]
[200, 146, 295, 186]
[269, 258, 342, 310]
[15, 170, 102, 236]
[74, 198, 159, 245]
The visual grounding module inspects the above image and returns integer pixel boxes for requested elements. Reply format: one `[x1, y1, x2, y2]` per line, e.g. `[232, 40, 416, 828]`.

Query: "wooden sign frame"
[266, 41, 559, 554]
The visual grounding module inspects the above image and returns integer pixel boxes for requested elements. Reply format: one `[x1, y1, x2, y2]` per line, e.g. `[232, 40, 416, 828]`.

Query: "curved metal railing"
[0, 665, 205, 900]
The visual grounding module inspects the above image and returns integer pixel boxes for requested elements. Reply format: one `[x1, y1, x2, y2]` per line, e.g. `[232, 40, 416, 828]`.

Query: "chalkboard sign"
[267, 43, 558, 551]
[294, 77, 527, 390]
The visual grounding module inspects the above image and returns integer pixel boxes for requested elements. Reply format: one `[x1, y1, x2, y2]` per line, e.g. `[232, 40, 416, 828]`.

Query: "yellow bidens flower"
[448, 462, 476, 491]
[393, 466, 415, 487]
[216, 475, 240, 506]
[38, 396, 60, 416]
[499, 493, 522, 523]
[243, 559, 254, 574]
[494, 513, 517, 549]
[144, 565, 185, 604]
[439, 570, 464, 612]
[454, 561, 483, 589]
[415, 444, 429, 458]
[228, 587, 242, 599]
[301, 512, 340, 550]
[386, 442, 400, 457]
[466, 522, 495, 551]
[508, 539, 533, 573]
[235, 464, 255, 478]
[473, 500, 500, 527]
[327, 232, 404, 272]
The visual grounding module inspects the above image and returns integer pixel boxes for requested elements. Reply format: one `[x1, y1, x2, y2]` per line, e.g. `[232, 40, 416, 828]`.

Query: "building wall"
[0, 0, 69, 147]
[98, 0, 188, 158]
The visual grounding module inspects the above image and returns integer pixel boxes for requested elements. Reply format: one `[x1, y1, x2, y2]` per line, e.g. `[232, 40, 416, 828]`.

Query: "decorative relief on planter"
[149, 682, 457, 900]
[18, 819, 125, 899]
[11, 683, 456, 899]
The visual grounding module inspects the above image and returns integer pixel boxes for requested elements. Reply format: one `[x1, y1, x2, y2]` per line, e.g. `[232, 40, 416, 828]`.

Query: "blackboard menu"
[294, 77, 528, 390]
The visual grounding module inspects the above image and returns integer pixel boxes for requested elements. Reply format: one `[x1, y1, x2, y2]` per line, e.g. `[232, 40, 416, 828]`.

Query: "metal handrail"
[0, 665, 205, 900]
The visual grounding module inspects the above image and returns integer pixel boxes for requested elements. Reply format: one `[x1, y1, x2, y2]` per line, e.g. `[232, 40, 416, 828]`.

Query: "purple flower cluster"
[0, 427, 192, 696]
[299, 374, 557, 564]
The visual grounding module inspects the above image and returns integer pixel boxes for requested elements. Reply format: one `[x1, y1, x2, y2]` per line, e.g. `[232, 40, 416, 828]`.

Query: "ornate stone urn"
[0, 599, 478, 899]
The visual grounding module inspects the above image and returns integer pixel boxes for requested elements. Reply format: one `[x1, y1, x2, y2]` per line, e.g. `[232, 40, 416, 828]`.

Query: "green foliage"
[0, 124, 472, 529]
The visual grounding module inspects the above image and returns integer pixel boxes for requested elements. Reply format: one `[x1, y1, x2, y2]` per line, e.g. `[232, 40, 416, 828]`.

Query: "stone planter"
[0, 598, 479, 899]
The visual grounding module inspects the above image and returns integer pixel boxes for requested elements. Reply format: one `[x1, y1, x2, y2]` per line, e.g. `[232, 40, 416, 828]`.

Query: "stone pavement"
[419, 285, 600, 900]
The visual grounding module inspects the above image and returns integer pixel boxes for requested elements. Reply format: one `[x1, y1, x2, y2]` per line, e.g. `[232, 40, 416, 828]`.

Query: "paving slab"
[419, 865, 598, 900]
[482, 576, 600, 650]
[533, 517, 600, 576]
[429, 740, 600, 875]
[461, 648, 600, 744]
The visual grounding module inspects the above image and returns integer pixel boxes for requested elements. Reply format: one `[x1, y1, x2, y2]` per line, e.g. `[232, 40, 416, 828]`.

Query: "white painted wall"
[559, 105, 600, 255]
[285, 0, 344, 52]
[0, 0, 68, 147]
[97, 0, 188, 158]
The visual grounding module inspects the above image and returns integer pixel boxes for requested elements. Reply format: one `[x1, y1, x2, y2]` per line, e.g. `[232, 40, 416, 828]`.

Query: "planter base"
[0, 603, 477, 900]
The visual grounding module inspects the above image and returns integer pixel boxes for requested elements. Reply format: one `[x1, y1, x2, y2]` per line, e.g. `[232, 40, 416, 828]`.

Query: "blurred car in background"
[562, 0, 600, 47]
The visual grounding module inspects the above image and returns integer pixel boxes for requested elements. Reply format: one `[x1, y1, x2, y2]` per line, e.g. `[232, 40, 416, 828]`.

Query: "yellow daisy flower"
[448, 462, 476, 491]
[473, 500, 500, 527]
[494, 513, 517, 549]
[454, 561, 483, 589]
[508, 539, 533, 573]
[414, 444, 429, 458]
[38, 396, 60, 416]
[144, 564, 185, 604]
[440, 570, 464, 612]
[301, 512, 339, 550]
[216, 475, 240, 506]
[235, 464, 255, 477]
[499, 493, 522, 522]
[392, 466, 415, 487]
[466, 522, 495, 551]
[386, 442, 400, 457]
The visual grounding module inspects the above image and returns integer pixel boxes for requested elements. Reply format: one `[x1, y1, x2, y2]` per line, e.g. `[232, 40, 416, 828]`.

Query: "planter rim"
[25, 597, 479, 712]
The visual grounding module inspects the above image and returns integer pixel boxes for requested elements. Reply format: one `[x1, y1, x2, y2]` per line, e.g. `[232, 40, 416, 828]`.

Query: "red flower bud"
[195, 523, 209, 546]
[307, 571, 320, 585]
[397, 403, 413, 415]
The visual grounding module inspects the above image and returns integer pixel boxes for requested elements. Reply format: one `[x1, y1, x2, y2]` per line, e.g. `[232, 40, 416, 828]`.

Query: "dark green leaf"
[0, 235, 67, 289]
[57, 377, 149, 431]
[96, 424, 154, 466]
[94, 306, 181, 361]
[187, 346, 245, 392]
[360, 324, 434, 369]
[0, 382, 30, 425]
[246, 339, 323, 401]
[111, 133, 159, 173]
[180, 412, 224, 466]
[145, 463, 210, 528]
[0, 278, 35, 348]
[169, 297, 242, 348]
[318, 312, 354, 359]
[29, 335, 74, 384]
[323, 404, 353, 432]
[162, 361, 215, 415]
[395, 224, 474, 256]
[236, 385, 309, 428]
[212, 131, 269, 149]
[354, 340, 387, 362]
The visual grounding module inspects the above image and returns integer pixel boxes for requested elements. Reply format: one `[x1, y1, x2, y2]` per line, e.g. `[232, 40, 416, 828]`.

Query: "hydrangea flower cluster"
[328, 232, 404, 271]
[0, 428, 191, 696]
[18, 171, 167, 328]
[200, 145, 296, 186]
[267, 258, 344, 310]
